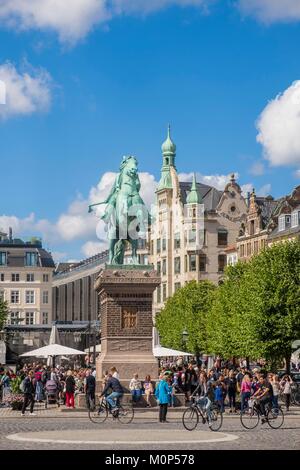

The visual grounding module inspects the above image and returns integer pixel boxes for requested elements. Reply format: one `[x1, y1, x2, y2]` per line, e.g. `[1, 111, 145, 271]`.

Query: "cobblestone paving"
[1, 412, 300, 450]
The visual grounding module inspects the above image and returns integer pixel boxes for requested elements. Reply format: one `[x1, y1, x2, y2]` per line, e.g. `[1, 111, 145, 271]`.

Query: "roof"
[255, 196, 279, 229]
[53, 250, 109, 280]
[179, 181, 222, 211]
[0, 245, 55, 268]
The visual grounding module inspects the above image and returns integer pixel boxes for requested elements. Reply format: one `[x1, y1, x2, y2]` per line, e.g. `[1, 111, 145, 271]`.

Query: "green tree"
[155, 280, 216, 354]
[241, 240, 300, 372]
[0, 298, 8, 330]
[207, 261, 257, 361]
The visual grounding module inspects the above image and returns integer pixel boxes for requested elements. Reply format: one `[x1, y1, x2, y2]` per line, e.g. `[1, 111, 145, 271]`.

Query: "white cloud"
[0, 61, 51, 119]
[178, 172, 235, 190]
[250, 161, 264, 176]
[256, 183, 272, 197]
[0, 0, 211, 45]
[238, 0, 300, 23]
[0, 0, 109, 45]
[81, 240, 108, 258]
[256, 80, 300, 167]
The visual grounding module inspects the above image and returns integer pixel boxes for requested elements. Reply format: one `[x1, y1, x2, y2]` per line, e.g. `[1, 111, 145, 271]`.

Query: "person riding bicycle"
[192, 372, 214, 427]
[100, 373, 124, 411]
[252, 374, 273, 423]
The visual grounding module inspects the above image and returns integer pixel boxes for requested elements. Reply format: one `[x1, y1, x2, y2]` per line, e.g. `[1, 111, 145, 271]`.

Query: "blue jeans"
[197, 397, 212, 420]
[106, 391, 122, 409]
[241, 391, 251, 412]
[131, 389, 141, 402]
[272, 395, 279, 409]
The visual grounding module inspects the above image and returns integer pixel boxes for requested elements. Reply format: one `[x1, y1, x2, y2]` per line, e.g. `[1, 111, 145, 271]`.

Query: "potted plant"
[4, 377, 24, 410]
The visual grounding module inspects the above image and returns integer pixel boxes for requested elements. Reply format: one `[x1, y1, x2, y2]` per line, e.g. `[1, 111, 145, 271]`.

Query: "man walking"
[21, 370, 36, 416]
[84, 369, 96, 410]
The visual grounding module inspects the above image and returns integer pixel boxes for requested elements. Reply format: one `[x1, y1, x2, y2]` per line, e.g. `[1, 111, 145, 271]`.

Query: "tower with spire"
[157, 125, 177, 191]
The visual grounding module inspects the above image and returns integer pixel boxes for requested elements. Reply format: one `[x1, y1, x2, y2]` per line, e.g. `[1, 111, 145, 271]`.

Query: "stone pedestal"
[94, 266, 160, 389]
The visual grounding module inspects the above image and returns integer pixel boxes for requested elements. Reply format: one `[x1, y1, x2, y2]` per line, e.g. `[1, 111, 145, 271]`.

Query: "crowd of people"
[0, 358, 298, 422]
[0, 362, 97, 415]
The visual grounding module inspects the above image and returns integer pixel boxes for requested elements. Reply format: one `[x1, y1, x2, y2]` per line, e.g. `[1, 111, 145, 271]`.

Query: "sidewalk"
[1, 405, 300, 419]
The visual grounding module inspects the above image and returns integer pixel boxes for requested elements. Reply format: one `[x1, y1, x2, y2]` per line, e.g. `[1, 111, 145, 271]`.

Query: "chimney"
[9, 227, 13, 241]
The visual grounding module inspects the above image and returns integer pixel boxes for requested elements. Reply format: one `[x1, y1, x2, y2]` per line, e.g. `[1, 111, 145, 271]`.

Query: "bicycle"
[182, 397, 223, 432]
[240, 398, 284, 430]
[88, 396, 134, 424]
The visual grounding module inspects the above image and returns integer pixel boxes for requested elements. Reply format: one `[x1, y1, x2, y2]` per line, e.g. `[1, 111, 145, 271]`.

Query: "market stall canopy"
[153, 346, 193, 357]
[20, 344, 86, 358]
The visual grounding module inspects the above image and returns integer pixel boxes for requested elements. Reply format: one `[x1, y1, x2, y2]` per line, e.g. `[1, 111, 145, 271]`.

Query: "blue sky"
[1, 0, 300, 261]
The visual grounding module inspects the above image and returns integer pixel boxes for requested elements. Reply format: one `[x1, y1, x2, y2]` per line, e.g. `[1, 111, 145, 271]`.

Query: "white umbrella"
[20, 343, 86, 358]
[153, 346, 193, 357]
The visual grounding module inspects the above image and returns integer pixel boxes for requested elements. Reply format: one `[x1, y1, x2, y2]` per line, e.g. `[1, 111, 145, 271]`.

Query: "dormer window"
[278, 215, 285, 231]
[292, 211, 300, 228]
[278, 215, 291, 232]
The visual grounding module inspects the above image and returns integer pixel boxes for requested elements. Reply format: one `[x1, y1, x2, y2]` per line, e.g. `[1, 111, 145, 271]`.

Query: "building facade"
[149, 127, 248, 319]
[0, 231, 55, 326]
[236, 185, 300, 261]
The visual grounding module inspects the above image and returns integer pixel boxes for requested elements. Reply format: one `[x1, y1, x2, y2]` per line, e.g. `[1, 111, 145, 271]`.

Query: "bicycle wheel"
[209, 407, 223, 432]
[240, 407, 259, 430]
[267, 407, 284, 429]
[182, 406, 199, 431]
[117, 404, 134, 424]
[88, 402, 108, 423]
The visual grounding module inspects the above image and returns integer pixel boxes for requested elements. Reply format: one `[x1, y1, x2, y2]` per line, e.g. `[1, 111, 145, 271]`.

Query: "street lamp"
[182, 328, 189, 350]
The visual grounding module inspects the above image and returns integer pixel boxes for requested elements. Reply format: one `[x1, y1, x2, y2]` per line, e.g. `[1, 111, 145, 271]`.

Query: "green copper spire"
[187, 173, 201, 204]
[157, 125, 177, 191]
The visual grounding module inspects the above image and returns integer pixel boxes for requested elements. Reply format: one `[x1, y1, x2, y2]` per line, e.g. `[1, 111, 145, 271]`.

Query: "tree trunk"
[285, 352, 291, 374]
[246, 356, 250, 369]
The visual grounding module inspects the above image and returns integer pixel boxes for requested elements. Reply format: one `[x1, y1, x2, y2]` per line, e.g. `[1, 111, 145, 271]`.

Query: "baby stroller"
[44, 380, 60, 409]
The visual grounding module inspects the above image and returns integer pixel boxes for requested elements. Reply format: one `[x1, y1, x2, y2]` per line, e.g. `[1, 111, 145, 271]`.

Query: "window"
[0, 290, 4, 301]
[156, 239, 161, 254]
[174, 257, 181, 274]
[240, 244, 245, 258]
[25, 252, 38, 266]
[285, 215, 291, 228]
[189, 254, 197, 272]
[218, 255, 226, 273]
[249, 220, 255, 236]
[292, 211, 299, 228]
[184, 255, 188, 273]
[150, 240, 154, 255]
[11, 290, 20, 304]
[199, 254, 206, 272]
[174, 233, 181, 249]
[162, 238, 166, 251]
[254, 241, 259, 254]
[218, 229, 228, 246]
[162, 258, 167, 276]
[26, 273, 34, 282]
[174, 282, 181, 292]
[43, 274, 49, 283]
[0, 252, 7, 266]
[0, 273, 4, 282]
[11, 273, 20, 282]
[188, 229, 197, 244]
[25, 312, 34, 325]
[42, 290, 49, 304]
[247, 243, 251, 257]
[25, 290, 35, 304]
[157, 261, 161, 275]
[157, 285, 161, 304]
[162, 283, 167, 301]
[278, 215, 285, 232]
[122, 308, 137, 328]
[42, 312, 48, 325]
[10, 311, 20, 325]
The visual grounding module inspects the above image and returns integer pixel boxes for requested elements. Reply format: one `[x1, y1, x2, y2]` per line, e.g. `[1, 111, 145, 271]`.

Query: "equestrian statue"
[88, 156, 149, 265]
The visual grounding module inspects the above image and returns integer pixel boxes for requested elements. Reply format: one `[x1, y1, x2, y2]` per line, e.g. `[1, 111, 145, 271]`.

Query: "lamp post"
[182, 328, 189, 351]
